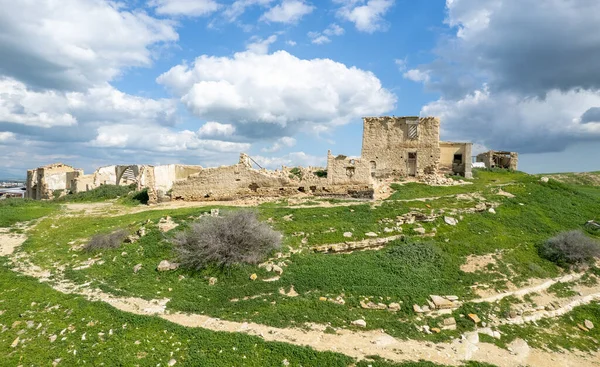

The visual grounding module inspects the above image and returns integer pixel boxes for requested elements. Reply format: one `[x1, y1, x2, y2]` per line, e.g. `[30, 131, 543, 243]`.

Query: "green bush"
[173, 210, 282, 271]
[539, 230, 600, 267]
[56, 184, 136, 202]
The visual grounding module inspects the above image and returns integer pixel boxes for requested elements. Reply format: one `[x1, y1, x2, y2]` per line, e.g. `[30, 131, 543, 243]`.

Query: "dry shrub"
[173, 210, 281, 271]
[539, 230, 600, 267]
[84, 229, 129, 253]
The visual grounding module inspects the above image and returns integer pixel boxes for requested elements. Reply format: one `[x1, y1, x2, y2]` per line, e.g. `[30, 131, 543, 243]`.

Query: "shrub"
[539, 230, 600, 267]
[173, 210, 282, 271]
[83, 229, 129, 252]
[56, 184, 136, 203]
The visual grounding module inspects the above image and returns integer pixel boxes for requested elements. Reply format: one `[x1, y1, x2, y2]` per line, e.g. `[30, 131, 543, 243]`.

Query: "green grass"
[0, 264, 354, 366]
[54, 184, 144, 203]
[548, 282, 578, 298]
[0, 199, 58, 227]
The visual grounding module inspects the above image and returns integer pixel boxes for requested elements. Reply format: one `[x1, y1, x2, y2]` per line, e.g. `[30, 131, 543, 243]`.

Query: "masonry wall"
[326, 151, 372, 186]
[439, 142, 473, 178]
[476, 151, 518, 170]
[361, 116, 441, 178]
[26, 163, 81, 199]
[153, 164, 203, 194]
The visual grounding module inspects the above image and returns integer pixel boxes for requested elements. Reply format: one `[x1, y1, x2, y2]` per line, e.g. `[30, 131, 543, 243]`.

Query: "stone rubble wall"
[26, 163, 82, 199]
[439, 142, 473, 178]
[476, 150, 519, 170]
[326, 150, 373, 186]
[361, 116, 441, 178]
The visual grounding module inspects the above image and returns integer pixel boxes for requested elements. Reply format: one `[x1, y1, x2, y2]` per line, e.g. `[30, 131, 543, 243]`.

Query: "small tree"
[84, 229, 128, 252]
[173, 210, 281, 271]
[539, 230, 600, 267]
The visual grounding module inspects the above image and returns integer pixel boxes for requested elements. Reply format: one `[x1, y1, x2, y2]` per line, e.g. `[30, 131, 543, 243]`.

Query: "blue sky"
[0, 0, 599, 178]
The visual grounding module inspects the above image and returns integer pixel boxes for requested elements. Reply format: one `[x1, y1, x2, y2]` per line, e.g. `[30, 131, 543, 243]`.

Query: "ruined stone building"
[27, 115, 519, 203]
[476, 150, 519, 170]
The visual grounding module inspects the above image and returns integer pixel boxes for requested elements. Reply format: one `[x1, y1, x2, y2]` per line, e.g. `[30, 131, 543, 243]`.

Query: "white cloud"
[260, 0, 315, 24]
[261, 136, 297, 152]
[0, 132, 16, 143]
[252, 151, 325, 168]
[286, 40, 297, 46]
[0, 0, 178, 90]
[403, 69, 430, 83]
[90, 124, 250, 153]
[394, 58, 407, 71]
[335, 0, 394, 33]
[246, 35, 278, 54]
[157, 50, 396, 139]
[223, 0, 275, 21]
[149, 0, 221, 16]
[197, 121, 236, 138]
[408, 0, 600, 153]
[308, 24, 345, 44]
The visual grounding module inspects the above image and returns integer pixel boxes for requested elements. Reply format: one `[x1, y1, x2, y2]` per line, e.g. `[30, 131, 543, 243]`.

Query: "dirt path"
[4, 233, 598, 367]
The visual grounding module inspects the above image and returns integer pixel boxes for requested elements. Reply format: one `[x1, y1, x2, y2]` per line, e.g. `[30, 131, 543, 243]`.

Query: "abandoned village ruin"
[26, 116, 518, 203]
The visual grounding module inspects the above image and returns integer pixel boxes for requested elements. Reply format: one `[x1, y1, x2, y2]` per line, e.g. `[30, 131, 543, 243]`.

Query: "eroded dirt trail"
[5, 233, 599, 367]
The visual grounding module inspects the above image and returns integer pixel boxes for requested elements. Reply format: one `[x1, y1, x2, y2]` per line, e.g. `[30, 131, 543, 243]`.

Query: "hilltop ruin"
[26, 116, 518, 203]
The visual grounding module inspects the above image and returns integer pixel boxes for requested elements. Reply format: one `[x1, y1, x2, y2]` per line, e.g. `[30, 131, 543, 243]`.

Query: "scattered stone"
[133, 264, 142, 274]
[343, 232, 353, 238]
[444, 216, 458, 226]
[211, 209, 219, 217]
[468, 314, 481, 324]
[283, 214, 294, 222]
[443, 317, 456, 326]
[137, 227, 146, 237]
[584, 320, 594, 330]
[488, 208, 496, 214]
[282, 359, 290, 366]
[414, 227, 426, 235]
[249, 273, 258, 281]
[351, 319, 367, 328]
[413, 304, 423, 313]
[157, 260, 179, 272]
[578, 324, 590, 332]
[286, 286, 299, 297]
[421, 305, 431, 312]
[384, 227, 394, 233]
[431, 327, 441, 334]
[365, 232, 378, 237]
[330, 296, 345, 305]
[445, 295, 459, 301]
[430, 295, 454, 309]
[319, 297, 327, 301]
[422, 325, 431, 334]
[10, 337, 19, 348]
[388, 303, 401, 312]
[507, 338, 530, 357]
[540, 177, 549, 183]
[158, 216, 179, 232]
[208, 277, 218, 286]
[168, 359, 177, 366]
[463, 331, 479, 345]
[272, 265, 284, 275]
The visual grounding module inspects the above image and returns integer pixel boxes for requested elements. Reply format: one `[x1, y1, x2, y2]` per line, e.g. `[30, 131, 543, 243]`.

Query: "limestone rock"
[488, 208, 496, 214]
[584, 319, 594, 330]
[10, 337, 19, 348]
[430, 295, 454, 309]
[443, 317, 456, 326]
[351, 319, 367, 327]
[444, 216, 458, 226]
[158, 216, 178, 232]
[413, 304, 423, 313]
[468, 313, 481, 324]
[319, 297, 327, 301]
[414, 227, 426, 234]
[431, 327, 441, 333]
[208, 277, 218, 286]
[210, 209, 219, 217]
[286, 286, 299, 297]
[249, 273, 257, 281]
[343, 232, 353, 238]
[540, 177, 549, 183]
[272, 265, 284, 275]
[168, 359, 177, 366]
[365, 232, 378, 237]
[157, 260, 179, 272]
[133, 264, 142, 274]
[388, 303, 401, 312]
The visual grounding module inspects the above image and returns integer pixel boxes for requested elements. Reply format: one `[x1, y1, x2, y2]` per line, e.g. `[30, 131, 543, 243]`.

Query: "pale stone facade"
[439, 142, 473, 179]
[476, 150, 519, 170]
[26, 163, 83, 199]
[326, 151, 373, 186]
[361, 117, 441, 178]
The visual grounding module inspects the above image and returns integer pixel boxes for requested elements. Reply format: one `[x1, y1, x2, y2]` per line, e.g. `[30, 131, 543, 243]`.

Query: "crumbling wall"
[153, 164, 203, 195]
[26, 163, 81, 199]
[439, 142, 473, 178]
[326, 150, 372, 185]
[361, 116, 440, 178]
[476, 151, 518, 170]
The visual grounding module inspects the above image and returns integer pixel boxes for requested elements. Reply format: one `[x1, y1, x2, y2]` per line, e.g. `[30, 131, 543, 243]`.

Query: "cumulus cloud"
[246, 35, 278, 54]
[0, 0, 177, 91]
[197, 121, 236, 138]
[149, 0, 221, 16]
[157, 50, 396, 140]
[260, 0, 314, 24]
[335, 0, 394, 33]
[0, 132, 16, 143]
[406, 0, 600, 153]
[223, 0, 275, 22]
[261, 136, 297, 152]
[308, 24, 345, 44]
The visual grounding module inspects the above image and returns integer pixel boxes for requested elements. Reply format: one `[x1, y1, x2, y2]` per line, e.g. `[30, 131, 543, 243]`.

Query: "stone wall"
[361, 116, 441, 178]
[476, 151, 518, 170]
[439, 142, 473, 178]
[326, 150, 372, 186]
[153, 164, 203, 195]
[26, 163, 82, 199]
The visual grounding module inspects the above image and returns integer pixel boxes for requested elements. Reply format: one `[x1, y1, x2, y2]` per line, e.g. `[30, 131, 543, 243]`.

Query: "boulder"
[468, 313, 481, 324]
[351, 319, 367, 327]
[443, 317, 456, 326]
[413, 304, 423, 313]
[584, 319, 594, 330]
[540, 177, 549, 183]
[343, 232, 353, 238]
[414, 227, 426, 235]
[388, 303, 401, 312]
[430, 295, 454, 309]
[157, 260, 179, 272]
[444, 216, 458, 226]
[488, 208, 496, 214]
